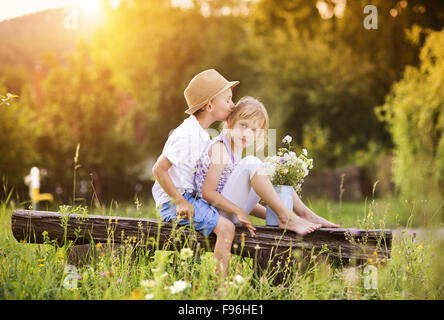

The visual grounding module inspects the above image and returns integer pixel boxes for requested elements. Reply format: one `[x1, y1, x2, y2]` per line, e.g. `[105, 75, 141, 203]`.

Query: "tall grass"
[1, 189, 443, 299]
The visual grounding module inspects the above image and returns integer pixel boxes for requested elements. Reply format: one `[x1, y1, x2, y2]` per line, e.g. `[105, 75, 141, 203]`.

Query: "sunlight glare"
[77, 0, 101, 12]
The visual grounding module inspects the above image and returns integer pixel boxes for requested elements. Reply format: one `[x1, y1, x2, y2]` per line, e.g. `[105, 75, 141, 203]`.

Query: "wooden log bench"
[11, 209, 392, 283]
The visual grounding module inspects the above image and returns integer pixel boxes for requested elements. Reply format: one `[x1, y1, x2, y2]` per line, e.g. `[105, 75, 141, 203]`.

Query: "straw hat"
[184, 69, 239, 114]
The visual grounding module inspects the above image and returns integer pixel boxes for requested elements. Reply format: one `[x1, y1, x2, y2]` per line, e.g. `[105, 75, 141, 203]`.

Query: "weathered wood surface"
[11, 209, 392, 269]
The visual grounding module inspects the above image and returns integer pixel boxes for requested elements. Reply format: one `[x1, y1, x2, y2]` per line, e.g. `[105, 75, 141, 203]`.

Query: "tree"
[248, 0, 444, 168]
[243, 29, 384, 169]
[90, 0, 252, 154]
[0, 88, 40, 193]
[376, 28, 444, 205]
[37, 42, 145, 203]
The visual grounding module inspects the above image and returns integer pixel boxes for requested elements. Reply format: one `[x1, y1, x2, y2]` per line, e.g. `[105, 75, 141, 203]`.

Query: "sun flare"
[76, 0, 101, 12]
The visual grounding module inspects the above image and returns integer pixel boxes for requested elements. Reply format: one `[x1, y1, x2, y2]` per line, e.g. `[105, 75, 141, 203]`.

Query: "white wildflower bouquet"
[264, 135, 314, 194]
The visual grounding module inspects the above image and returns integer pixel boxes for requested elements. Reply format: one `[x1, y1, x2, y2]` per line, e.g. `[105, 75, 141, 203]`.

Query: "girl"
[194, 96, 339, 276]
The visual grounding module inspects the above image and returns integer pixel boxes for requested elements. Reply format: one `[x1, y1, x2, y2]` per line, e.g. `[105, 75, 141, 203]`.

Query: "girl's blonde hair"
[224, 96, 269, 149]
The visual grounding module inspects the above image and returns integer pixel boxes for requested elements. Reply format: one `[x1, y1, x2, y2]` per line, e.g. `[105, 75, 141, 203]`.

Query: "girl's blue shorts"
[158, 192, 220, 237]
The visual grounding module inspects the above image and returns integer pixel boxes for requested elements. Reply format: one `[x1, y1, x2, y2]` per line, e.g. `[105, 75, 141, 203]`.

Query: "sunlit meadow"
[1, 185, 443, 300]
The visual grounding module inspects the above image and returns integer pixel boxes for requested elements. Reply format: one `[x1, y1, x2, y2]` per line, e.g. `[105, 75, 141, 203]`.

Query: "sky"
[0, 0, 263, 22]
[0, 0, 201, 22]
[0, 0, 107, 22]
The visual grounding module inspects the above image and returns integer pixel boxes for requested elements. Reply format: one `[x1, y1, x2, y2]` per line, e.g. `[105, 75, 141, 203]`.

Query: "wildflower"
[373, 251, 377, 256]
[96, 243, 102, 249]
[100, 272, 106, 278]
[2, 259, 6, 264]
[302, 148, 308, 156]
[180, 247, 193, 260]
[169, 280, 190, 294]
[234, 275, 245, 284]
[57, 252, 64, 259]
[77, 275, 83, 281]
[129, 288, 145, 300]
[368, 258, 373, 264]
[145, 293, 154, 300]
[141, 279, 156, 288]
[282, 135, 292, 144]
[116, 278, 122, 285]
[39, 264, 45, 267]
[254, 244, 260, 250]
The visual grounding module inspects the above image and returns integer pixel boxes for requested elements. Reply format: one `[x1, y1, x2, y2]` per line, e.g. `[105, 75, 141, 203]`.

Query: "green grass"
[1, 195, 443, 300]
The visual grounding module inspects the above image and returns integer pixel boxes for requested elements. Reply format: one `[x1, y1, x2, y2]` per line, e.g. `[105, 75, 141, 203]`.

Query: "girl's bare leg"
[292, 189, 340, 228]
[251, 168, 321, 234]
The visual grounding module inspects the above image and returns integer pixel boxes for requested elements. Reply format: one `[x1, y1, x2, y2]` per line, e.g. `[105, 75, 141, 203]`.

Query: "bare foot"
[279, 214, 321, 235]
[299, 210, 340, 228]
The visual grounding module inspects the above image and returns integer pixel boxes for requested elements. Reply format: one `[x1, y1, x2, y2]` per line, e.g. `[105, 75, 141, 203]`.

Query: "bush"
[376, 28, 444, 214]
[0, 89, 40, 193]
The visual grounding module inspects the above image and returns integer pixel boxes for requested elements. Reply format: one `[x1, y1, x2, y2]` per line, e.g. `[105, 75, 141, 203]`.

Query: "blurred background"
[0, 0, 443, 225]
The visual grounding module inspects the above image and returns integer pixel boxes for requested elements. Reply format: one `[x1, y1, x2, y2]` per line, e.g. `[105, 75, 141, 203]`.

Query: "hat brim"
[185, 80, 240, 115]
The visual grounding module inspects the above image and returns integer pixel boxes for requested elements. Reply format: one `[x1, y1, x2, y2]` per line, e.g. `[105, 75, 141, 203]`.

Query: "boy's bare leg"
[212, 216, 236, 279]
[251, 168, 321, 235]
[292, 189, 340, 228]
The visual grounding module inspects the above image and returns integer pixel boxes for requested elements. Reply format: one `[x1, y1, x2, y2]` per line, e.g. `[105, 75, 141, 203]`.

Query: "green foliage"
[37, 42, 146, 202]
[249, 32, 382, 168]
[0, 89, 40, 188]
[376, 28, 444, 204]
[91, 0, 251, 154]
[1, 0, 444, 202]
[249, 0, 444, 169]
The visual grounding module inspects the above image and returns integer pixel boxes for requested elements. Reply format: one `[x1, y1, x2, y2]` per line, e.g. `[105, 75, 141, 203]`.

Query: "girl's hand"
[235, 209, 256, 237]
[176, 197, 194, 220]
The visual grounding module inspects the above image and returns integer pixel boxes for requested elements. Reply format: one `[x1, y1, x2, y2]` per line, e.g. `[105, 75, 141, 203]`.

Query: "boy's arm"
[152, 155, 194, 219]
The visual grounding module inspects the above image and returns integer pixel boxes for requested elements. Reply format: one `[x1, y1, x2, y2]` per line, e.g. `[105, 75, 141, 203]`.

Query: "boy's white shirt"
[152, 115, 211, 208]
